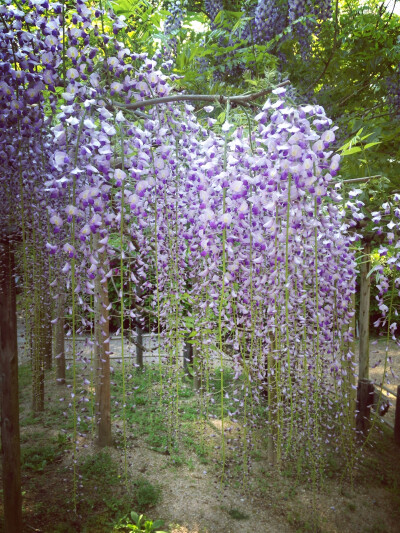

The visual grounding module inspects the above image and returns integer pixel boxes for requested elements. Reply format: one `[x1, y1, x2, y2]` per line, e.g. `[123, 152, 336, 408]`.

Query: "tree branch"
[305, 0, 340, 93]
[338, 175, 382, 184]
[111, 80, 291, 112]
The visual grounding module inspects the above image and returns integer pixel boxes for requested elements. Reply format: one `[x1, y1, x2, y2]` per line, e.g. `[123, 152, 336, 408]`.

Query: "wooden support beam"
[193, 346, 203, 392]
[43, 291, 53, 371]
[356, 378, 375, 436]
[136, 326, 143, 369]
[183, 341, 193, 379]
[55, 293, 66, 384]
[135, 285, 144, 369]
[94, 234, 112, 447]
[359, 242, 371, 380]
[347, 291, 357, 429]
[0, 237, 22, 533]
[395, 385, 400, 446]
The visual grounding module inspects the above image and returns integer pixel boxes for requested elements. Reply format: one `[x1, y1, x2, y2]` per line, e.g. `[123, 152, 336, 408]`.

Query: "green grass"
[132, 477, 162, 509]
[108, 365, 258, 475]
[21, 431, 69, 472]
[226, 508, 250, 520]
[75, 449, 162, 530]
[18, 363, 32, 390]
[79, 449, 120, 486]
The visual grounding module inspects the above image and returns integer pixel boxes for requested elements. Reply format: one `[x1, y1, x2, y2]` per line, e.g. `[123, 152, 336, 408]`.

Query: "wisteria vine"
[1, 0, 397, 511]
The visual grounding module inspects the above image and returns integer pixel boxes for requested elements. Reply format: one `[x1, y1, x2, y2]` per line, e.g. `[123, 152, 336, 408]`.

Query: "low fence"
[64, 332, 234, 367]
[64, 334, 400, 445]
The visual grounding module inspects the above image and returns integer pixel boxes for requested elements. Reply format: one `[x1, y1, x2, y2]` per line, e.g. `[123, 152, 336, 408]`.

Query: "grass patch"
[226, 507, 249, 520]
[132, 477, 162, 509]
[18, 363, 32, 390]
[21, 431, 69, 472]
[78, 449, 161, 517]
[79, 448, 120, 486]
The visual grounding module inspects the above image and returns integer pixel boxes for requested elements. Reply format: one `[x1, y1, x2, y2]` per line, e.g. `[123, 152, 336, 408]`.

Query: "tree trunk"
[54, 292, 66, 384]
[94, 236, 112, 447]
[359, 242, 371, 380]
[0, 237, 22, 533]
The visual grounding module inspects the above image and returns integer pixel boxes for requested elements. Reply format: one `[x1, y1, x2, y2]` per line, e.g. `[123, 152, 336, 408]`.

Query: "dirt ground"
[9, 396, 400, 533]
[112, 431, 400, 533]
[8, 325, 400, 533]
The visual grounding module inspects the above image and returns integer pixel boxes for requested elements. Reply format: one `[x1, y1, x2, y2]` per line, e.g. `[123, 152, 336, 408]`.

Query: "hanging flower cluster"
[362, 196, 400, 339]
[2, 0, 359, 481]
[0, 0, 61, 231]
[134, 86, 358, 463]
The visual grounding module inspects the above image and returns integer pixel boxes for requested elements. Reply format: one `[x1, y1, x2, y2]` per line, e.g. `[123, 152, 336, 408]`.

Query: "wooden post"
[0, 236, 23, 533]
[395, 385, 400, 446]
[54, 293, 66, 384]
[31, 247, 44, 413]
[348, 291, 357, 428]
[183, 340, 193, 379]
[94, 235, 112, 447]
[359, 242, 371, 380]
[193, 346, 203, 392]
[43, 282, 53, 371]
[135, 284, 144, 369]
[136, 326, 143, 369]
[356, 378, 375, 436]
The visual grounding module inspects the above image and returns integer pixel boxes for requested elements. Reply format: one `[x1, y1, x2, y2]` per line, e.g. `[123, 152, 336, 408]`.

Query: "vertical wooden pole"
[193, 346, 203, 392]
[94, 235, 112, 447]
[359, 242, 371, 380]
[31, 246, 44, 413]
[267, 333, 278, 464]
[54, 292, 66, 384]
[135, 285, 143, 369]
[183, 340, 193, 379]
[394, 385, 400, 446]
[43, 285, 53, 371]
[136, 326, 143, 369]
[348, 291, 357, 429]
[0, 237, 22, 533]
[356, 378, 374, 436]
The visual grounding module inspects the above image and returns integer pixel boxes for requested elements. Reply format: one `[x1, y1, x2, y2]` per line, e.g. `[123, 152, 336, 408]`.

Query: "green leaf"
[366, 264, 383, 279]
[338, 137, 354, 151]
[184, 316, 194, 328]
[218, 111, 226, 123]
[151, 520, 165, 529]
[360, 132, 374, 140]
[364, 142, 381, 149]
[212, 10, 225, 25]
[341, 146, 362, 155]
